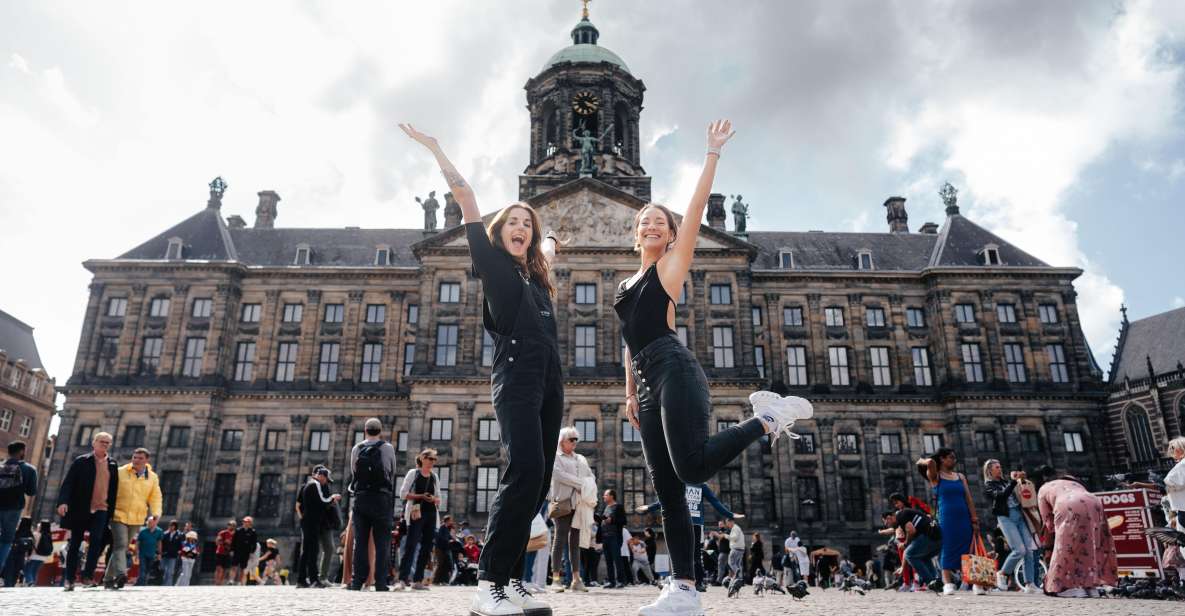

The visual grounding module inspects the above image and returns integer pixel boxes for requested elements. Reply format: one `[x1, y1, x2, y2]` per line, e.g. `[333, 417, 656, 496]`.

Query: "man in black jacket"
[296, 466, 340, 588]
[56, 431, 119, 591]
[601, 489, 628, 588]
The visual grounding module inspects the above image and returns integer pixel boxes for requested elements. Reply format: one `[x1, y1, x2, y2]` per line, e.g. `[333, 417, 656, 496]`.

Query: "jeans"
[298, 524, 322, 584]
[351, 492, 392, 589]
[160, 556, 178, 585]
[64, 510, 109, 584]
[0, 509, 19, 577]
[318, 527, 335, 581]
[136, 557, 156, 585]
[631, 557, 655, 583]
[103, 523, 140, 582]
[399, 516, 435, 583]
[728, 548, 744, 578]
[603, 532, 625, 586]
[632, 335, 766, 580]
[24, 559, 43, 586]
[904, 534, 941, 584]
[997, 506, 1038, 579]
[692, 525, 704, 585]
[551, 512, 581, 581]
[177, 558, 195, 586]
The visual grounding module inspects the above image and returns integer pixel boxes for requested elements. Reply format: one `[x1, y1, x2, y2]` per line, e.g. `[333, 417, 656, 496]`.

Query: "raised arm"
[399, 124, 480, 224]
[655, 120, 735, 299]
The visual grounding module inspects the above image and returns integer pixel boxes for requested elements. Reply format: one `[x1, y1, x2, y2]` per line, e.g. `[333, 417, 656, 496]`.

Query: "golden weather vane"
[581, 0, 591, 19]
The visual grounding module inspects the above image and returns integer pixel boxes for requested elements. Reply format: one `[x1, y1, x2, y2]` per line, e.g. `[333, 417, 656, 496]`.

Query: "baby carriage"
[452, 553, 479, 586]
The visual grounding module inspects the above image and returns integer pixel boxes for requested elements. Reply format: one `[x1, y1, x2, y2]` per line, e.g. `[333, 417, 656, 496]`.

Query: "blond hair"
[982, 459, 1001, 482]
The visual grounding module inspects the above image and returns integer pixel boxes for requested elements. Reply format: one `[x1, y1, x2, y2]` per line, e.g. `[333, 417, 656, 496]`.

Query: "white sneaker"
[996, 571, 1009, 591]
[638, 579, 703, 616]
[942, 583, 957, 595]
[470, 581, 525, 616]
[972, 584, 986, 595]
[1023, 583, 1041, 593]
[509, 579, 552, 616]
[1057, 587, 1087, 598]
[749, 392, 814, 443]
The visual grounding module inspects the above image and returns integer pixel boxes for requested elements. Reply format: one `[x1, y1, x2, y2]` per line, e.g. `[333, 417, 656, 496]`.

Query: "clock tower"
[520, 3, 651, 201]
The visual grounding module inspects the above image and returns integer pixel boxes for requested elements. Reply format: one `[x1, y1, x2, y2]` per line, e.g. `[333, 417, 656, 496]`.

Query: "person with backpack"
[348, 417, 396, 591]
[0, 441, 38, 584]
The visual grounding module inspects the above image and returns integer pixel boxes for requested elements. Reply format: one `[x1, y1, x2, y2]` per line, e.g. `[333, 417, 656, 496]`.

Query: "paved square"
[0, 584, 1161, 615]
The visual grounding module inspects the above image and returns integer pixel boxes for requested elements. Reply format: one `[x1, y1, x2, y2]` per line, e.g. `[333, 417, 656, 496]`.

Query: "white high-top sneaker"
[470, 581, 525, 616]
[749, 391, 814, 443]
[638, 579, 703, 616]
[508, 579, 553, 616]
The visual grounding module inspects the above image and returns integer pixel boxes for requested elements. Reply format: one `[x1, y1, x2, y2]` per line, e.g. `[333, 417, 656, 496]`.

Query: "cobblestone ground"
[0, 583, 1163, 615]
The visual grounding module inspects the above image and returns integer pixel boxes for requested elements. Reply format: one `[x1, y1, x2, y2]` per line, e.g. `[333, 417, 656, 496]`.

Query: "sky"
[2, 0, 1184, 407]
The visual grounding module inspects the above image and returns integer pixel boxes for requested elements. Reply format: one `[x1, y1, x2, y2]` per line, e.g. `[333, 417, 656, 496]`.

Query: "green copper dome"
[543, 16, 630, 74]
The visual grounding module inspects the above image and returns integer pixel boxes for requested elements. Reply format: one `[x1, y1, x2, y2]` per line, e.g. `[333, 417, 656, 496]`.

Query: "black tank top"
[614, 263, 675, 356]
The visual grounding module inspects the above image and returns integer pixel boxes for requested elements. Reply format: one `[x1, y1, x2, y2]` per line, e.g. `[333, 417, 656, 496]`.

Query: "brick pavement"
[0, 584, 1161, 615]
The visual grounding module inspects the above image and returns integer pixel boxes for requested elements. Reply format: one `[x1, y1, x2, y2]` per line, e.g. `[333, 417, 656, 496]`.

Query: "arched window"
[542, 102, 560, 156]
[614, 102, 630, 156]
[1125, 406, 1157, 463]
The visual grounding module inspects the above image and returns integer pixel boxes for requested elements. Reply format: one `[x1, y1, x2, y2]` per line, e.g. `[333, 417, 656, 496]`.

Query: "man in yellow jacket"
[103, 447, 162, 589]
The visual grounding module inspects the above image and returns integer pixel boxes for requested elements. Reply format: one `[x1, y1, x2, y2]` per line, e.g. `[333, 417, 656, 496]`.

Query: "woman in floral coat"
[1037, 473, 1118, 597]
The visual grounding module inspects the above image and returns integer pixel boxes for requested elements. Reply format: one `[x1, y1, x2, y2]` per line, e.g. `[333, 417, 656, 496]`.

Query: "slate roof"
[748, 231, 937, 271]
[0, 309, 46, 371]
[1110, 306, 1185, 383]
[929, 215, 1048, 267]
[228, 228, 426, 267]
[119, 206, 237, 262]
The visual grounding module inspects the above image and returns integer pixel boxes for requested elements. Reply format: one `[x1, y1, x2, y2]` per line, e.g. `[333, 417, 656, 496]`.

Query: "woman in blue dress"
[922, 448, 983, 595]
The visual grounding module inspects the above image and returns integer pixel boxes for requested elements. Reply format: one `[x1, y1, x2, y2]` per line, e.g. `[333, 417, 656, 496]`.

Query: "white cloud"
[1173, 296, 1185, 308]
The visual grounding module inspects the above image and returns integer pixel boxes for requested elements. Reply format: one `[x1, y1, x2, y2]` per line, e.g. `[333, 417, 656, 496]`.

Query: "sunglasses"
[425, 457, 438, 461]
[566, 437, 579, 443]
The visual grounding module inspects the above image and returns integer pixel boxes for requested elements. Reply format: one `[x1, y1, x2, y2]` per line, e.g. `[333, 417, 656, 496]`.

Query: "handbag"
[526, 514, 548, 551]
[410, 503, 422, 521]
[549, 497, 574, 519]
[961, 534, 997, 588]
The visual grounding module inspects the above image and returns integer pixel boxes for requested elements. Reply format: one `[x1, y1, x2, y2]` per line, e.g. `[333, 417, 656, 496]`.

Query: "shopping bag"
[961, 535, 997, 588]
[526, 514, 548, 551]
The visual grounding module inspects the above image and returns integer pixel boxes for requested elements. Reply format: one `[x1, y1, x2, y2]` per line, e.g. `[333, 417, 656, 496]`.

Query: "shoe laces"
[501, 582, 522, 601]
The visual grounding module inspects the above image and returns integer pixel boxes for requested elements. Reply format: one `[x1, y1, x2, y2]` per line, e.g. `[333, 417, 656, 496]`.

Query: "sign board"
[1097, 488, 1162, 577]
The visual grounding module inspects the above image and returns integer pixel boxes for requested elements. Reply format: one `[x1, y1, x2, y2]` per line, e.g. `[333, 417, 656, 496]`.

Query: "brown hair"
[416, 448, 438, 467]
[633, 204, 679, 252]
[486, 203, 555, 297]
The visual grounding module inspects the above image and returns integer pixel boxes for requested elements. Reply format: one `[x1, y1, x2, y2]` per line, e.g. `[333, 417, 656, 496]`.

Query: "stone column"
[116, 284, 150, 378]
[407, 402, 428, 459]
[281, 415, 309, 529]
[147, 408, 169, 457]
[75, 282, 106, 375]
[763, 293, 783, 384]
[600, 403, 621, 492]
[453, 401, 476, 514]
[815, 417, 839, 522]
[859, 417, 882, 519]
[340, 290, 366, 382]
[189, 405, 222, 525]
[161, 284, 191, 378]
[601, 269, 618, 367]
[888, 294, 910, 386]
[847, 293, 866, 385]
[384, 291, 406, 383]
[253, 290, 282, 383]
[690, 271, 708, 365]
[806, 294, 826, 386]
[298, 290, 323, 383]
[238, 414, 266, 516]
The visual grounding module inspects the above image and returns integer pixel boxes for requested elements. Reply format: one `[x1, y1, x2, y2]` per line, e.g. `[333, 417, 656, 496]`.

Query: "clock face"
[572, 91, 600, 115]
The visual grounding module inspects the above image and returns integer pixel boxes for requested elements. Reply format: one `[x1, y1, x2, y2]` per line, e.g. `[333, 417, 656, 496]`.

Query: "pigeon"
[1147, 527, 1185, 548]
[727, 576, 744, 598]
[786, 580, 810, 600]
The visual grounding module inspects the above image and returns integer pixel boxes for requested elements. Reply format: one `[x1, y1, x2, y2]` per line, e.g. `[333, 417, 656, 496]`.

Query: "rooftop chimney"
[254, 190, 280, 229]
[706, 193, 726, 230]
[226, 215, 247, 229]
[918, 222, 939, 234]
[883, 196, 908, 233]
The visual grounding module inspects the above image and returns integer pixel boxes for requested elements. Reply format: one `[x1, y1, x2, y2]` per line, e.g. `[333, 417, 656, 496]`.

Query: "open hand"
[399, 123, 439, 151]
[706, 119, 736, 151]
[732, 513, 745, 519]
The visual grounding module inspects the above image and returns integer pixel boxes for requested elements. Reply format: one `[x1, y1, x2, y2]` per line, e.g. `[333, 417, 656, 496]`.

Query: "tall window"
[884, 476, 908, 501]
[797, 477, 819, 521]
[622, 420, 642, 443]
[712, 326, 735, 368]
[149, 297, 171, 317]
[396, 431, 408, 452]
[837, 433, 859, 454]
[879, 433, 902, 455]
[240, 303, 261, 323]
[1038, 304, 1059, 324]
[869, 347, 891, 386]
[475, 466, 499, 513]
[786, 346, 808, 386]
[192, 298, 213, 318]
[841, 477, 866, 521]
[911, 347, 932, 386]
[824, 307, 845, 327]
[575, 283, 596, 305]
[182, 338, 206, 377]
[0, 409, 11, 432]
[754, 346, 766, 378]
[275, 342, 298, 381]
[575, 419, 597, 442]
[752, 306, 763, 327]
[166, 426, 190, 448]
[264, 429, 286, 451]
[294, 246, 310, 265]
[828, 347, 850, 386]
[1020, 431, 1044, 453]
[282, 303, 303, 323]
[121, 425, 146, 448]
[481, 331, 494, 367]
[575, 325, 597, 367]
[974, 430, 998, 451]
[407, 304, 419, 324]
[676, 326, 689, 347]
[220, 429, 243, 451]
[779, 251, 794, 268]
[403, 343, 416, 376]
[719, 468, 744, 513]
[438, 282, 461, 303]
[375, 247, 390, 265]
[922, 433, 944, 454]
[996, 303, 1017, 323]
[794, 433, 816, 454]
[107, 297, 128, 317]
[435, 325, 459, 366]
[906, 307, 926, 328]
[1126, 407, 1157, 461]
[622, 467, 647, 511]
[75, 425, 98, 447]
[211, 474, 236, 517]
[783, 306, 804, 326]
[865, 307, 886, 327]
[365, 304, 386, 324]
[323, 304, 344, 323]
[97, 336, 118, 376]
[308, 430, 330, 451]
[360, 343, 383, 383]
[961, 344, 984, 383]
[436, 467, 451, 511]
[430, 418, 454, 441]
[1046, 344, 1069, 383]
[255, 474, 282, 517]
[954, 304, 976, 324]
[160, 471, 182, 516]
[140, 337, 163, 374]
[858, 252, 874, 270]
[1063, 431, 1085, 453]
[234, 341, 256, 382]
[1003, 343, 1026, 382]
[318, 342, 340, 382]
[709, 284, 732, 305]
[477, 418, 500, 442]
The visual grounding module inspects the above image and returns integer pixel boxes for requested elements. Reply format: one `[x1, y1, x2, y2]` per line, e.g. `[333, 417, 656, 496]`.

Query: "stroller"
[452, 552, 479, 586]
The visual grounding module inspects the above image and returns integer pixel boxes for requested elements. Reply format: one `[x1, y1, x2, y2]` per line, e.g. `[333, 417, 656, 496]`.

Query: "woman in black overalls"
[402, 124, 560, 616]
[614, 120, 813, 616]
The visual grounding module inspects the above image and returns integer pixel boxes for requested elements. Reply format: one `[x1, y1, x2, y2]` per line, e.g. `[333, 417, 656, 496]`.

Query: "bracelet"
[626, 393, 638, 401]
[706, 149, 721, 157]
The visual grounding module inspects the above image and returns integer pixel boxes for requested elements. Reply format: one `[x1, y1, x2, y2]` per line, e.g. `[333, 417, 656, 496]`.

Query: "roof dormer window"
[779, 250, 794, 269]
[857, 250, 874, 271]
[375, 246, 391, 266]
[980, 244, 1002, 266]
[294, 244, 311, 266]
[165, 237, 183, 260]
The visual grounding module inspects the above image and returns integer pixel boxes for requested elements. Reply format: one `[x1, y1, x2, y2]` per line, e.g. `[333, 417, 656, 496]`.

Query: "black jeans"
[64, 510, 109, 584]
[603, 531, 624, 586]
[478, 340, 564, 585]
[351, 492, 392, 589]
[298, 524, 321, 585]
[693, 525, 705, 585]
[632, 334, 766, 580]
[399, 516, 435, 583]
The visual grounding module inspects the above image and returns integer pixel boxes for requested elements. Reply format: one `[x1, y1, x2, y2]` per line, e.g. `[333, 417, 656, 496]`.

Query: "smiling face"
[495, 205, 535, 260]
[988, 461, 1003, 480]
[634, 204, 677, 256]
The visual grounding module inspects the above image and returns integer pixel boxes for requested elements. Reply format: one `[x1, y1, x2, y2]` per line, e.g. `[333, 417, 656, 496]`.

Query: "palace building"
[47, 8, 1111, 567]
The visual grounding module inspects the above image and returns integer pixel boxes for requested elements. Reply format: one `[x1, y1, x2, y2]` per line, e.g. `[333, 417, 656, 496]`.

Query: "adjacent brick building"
[0, 309, 56, 514]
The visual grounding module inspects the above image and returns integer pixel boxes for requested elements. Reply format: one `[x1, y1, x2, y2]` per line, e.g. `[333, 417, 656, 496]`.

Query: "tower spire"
[582, 0, 591, 19]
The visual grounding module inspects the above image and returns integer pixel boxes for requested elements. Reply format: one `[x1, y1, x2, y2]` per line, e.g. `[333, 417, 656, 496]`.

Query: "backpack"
[0, 461, 23, 492]
[353, 441, 388, 492]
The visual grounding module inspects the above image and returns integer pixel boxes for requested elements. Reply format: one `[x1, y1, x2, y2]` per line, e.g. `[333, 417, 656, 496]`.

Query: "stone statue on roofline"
[416, 190, 440, 231]
[730, 194, 749, 234]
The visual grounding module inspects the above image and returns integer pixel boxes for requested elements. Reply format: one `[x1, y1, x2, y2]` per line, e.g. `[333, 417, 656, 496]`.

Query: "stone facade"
[0, 310, 57, 515]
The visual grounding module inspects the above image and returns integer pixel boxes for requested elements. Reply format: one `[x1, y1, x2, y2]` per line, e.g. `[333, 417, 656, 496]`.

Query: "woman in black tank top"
[613, 121, 814, 616]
